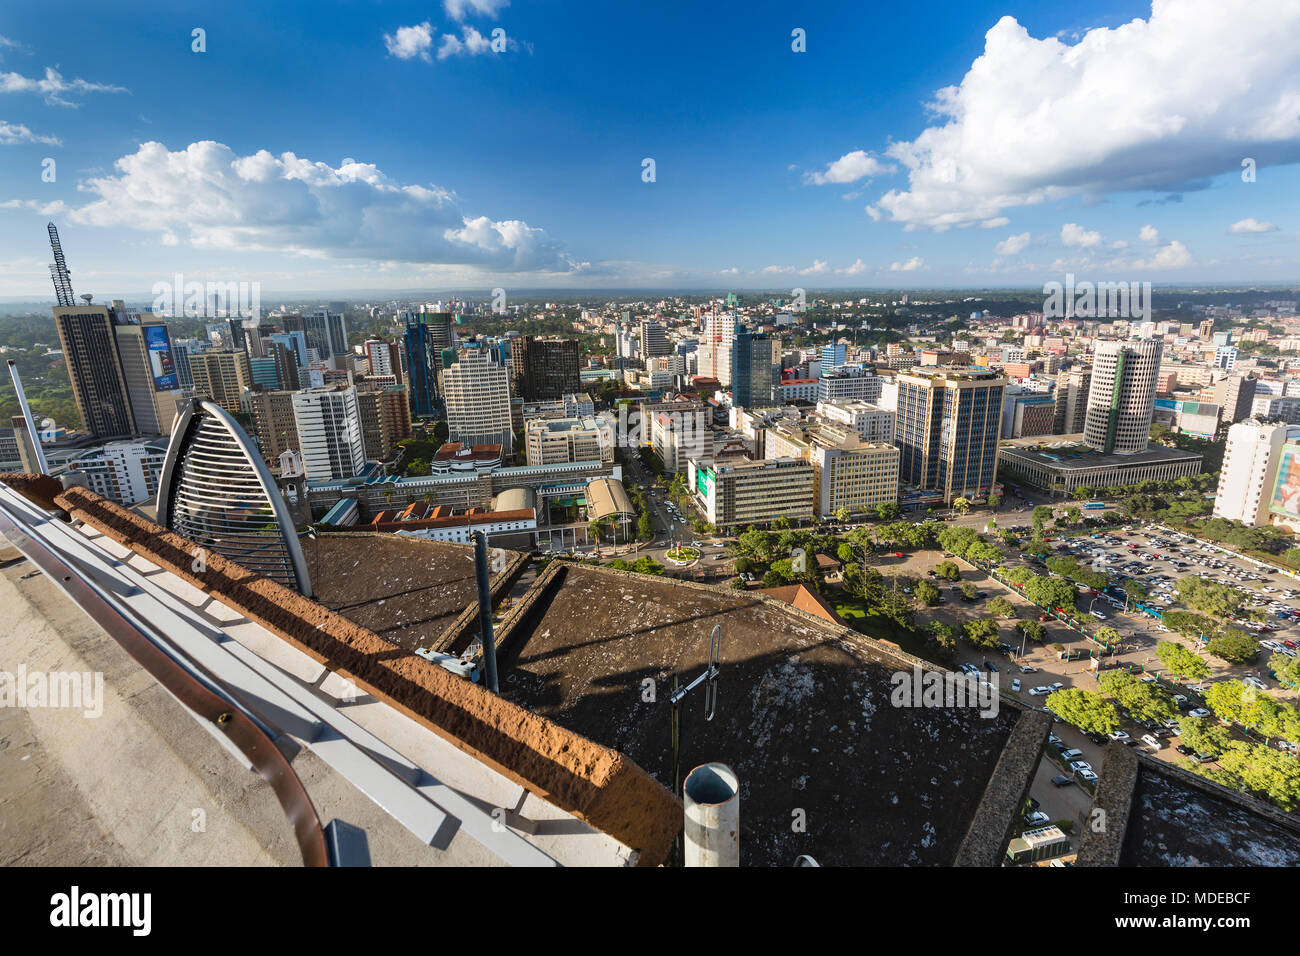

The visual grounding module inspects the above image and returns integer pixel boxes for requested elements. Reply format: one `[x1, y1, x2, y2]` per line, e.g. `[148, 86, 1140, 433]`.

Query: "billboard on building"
[144, 324, 179, 391]
[1269, 444, 1300, 518]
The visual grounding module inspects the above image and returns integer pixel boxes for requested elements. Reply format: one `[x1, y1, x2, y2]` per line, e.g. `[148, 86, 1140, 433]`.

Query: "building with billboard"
[688, 456, 814, 528]
[1267, 442, 1300, 530]
[1215, 420, 1300, 527]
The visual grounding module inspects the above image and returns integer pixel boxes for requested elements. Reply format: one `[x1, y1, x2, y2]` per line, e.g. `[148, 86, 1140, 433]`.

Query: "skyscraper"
[404, 312, 452, 416]
[292, 385, 366, 481]
[515, 336, 580, 402]
[640, 320, 670, 359]
[700, 308, 735, 385]
[895, 368, 1005, 503]
[1053, 367, 1092, 435]
[189, 350, 254, 415]
[443, 348, 514, 452]
[54, 303, 136, 438]
[1084, 339, 1162, 455]
[731, 329, 779, 408]
[113, 320, 186, 436]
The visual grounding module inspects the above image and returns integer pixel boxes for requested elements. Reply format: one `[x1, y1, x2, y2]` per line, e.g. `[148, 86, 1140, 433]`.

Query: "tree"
[934, 560, 961, 581]
[761, 570, 784, 587]
[875, 501, 900, 521]
[1063, 506, 1082, 526]
[987, 596, 1015, 618]
[960, 580, 979, 599]
[729, 575, 748, 590]
[1094, 625, 1121, 647]
[1155, 641, 1210, 682]
[1015, 619, 1046, 644]
[952, 496, 971, 514]
[834, 506, 851, 523]
[962, 617, 1001, 649]
[1023, 576, 1078, 612]
[1205, 629, 1259, 665]
[1097, 671, 1178, 724]
[837, 543, 855, 563]
[1177, 716, 1233, 756]
[987, 493, 1002, 509]
[1032, 505, 1054, 533]
[914, 579, 941, 606]
[734, 556, 753, 574]
[637, 510, 654, 541]
[1045, 688, 1121, 735]
[1272, 652, 1300, 689]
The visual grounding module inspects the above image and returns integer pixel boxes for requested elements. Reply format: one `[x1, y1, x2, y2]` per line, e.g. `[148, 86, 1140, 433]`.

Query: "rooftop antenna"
[47, 222, 75, 307]
[80, 293, 94, 305]
[667, 623, 722, 865]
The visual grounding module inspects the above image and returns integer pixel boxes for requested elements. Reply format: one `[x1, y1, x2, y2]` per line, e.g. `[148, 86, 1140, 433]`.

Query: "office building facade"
[1084, 339, 1162, 455]
[895, 369, 1005, 503]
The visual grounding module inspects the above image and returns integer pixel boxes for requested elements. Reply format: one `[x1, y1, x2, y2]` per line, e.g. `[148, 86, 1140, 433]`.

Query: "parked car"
[1019, 664, 1037, 673]
[1060, 749, 1084, 762]
[1011, 678, 1021, 692]
[1069, 760, 1093, 773]
[1051, 775, 1075, 788]
[1076, 769, 1099, 783]
[1175, 744, 1196, 756]
[1141, 733, 1164, 749]
[1029, 685, 1052, 696]
[1108, 730, 1131, 741]
[1190, 708, 1212, 718]
[1024, 810, 1051, 826]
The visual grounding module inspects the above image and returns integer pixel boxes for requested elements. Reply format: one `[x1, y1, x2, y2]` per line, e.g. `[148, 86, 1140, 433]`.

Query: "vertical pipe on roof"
[683, 762, 739, 867]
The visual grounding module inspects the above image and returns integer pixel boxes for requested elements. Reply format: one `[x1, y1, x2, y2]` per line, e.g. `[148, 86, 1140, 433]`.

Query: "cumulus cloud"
[0, 198, 68, 215]
[804, 150, 894, 186]
[66, 141, 576, 273]
[890, 257, 924, 272]
[445, 0, 509, 21]
[837, 258, 868, 275]
[384, 22, 434, 62]
[0, 120, 59, 145]
[438, 26, 495, 59]
[1229, 217, 1279, 234]
[1061, 223, 1102, 248]
[1133, 240, 1191, 269]
[801, 259, 830, 275]
[0, 66, 127, 107]
[866, 1, 1300, 230]
[1139, 224, 1159, 242]
[995, 232, 1031, 256]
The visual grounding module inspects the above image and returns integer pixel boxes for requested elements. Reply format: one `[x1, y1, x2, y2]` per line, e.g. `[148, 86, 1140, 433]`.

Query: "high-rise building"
[524, 417, 614, 466]
[650, 403, 709, 473]
[1214, 346, 1239, 371]
[1213, 420, 1300, 526]
[53, 304, 136, 438]
[1211, 374, 1257, 425]
[731, 329, 779, 408]
[765, 421, 900, 517]
[895, 368, 1005, 503]
[820, 343, 847, 370]
[249, 390, 300, 464]
[403, 312, 436, 417]
[818, 366, 882, 403]
[68, 439, 169, 505]
[443, 348, 514, 452]
[1053, 368, 1092, 435]
[355, 385, 410, 462]
[189, 350, 254, 414]
[515, 336, 580, 401]
[364, 337, 402, 384]
[303, 310, 348, 365]
[699, 309, 735, 386]
[112, 320, 186, 436]
[291, 385, 366, 481]
[815, 399, 895, 443]
[1083, 339, 1162, 454]
[639, 320, 671, 359]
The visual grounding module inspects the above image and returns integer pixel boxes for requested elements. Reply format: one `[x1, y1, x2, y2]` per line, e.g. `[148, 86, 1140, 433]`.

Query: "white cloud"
[65, 141, 576, 273]
[0, 66, 127, 107]
[0, 120, 59, 145]
[867, 2, 1300, 229]
[1229, 217, 1279, 234]
[801, 259, 830, 275]
[438, 26, 494, 60]
[804, 150, 894, 186]
[445, 0, 509, 21]
[0, 198, 68, 216]
[994, 232, 1031, 256]
[1134, 240, 1192, 269]
[0, 35, 20, 50]
[1061, 222, 1102, 248]
[1139, 224, 1159, 242]
[719, 267, 739, 275]
[890, 257, 924, 272]
[761, 264, 795, 274]
[837, 258, 868, 275]
[980, 217, 1010, 228]
[384, 22, 434, 63]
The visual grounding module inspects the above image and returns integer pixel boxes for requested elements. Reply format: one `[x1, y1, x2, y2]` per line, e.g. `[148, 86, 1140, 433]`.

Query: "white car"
[1090, 610, 1107, 620]
[1019, 664, 1038, 673]
[1243, 676, 1268, 691]
[1028, 685, 1052, 696]
[1047, 682, 1065, 692]
[1011, 678, 1021, 692]
[1069, 760, 1093, 773]
[1108, 730, 1131, 741]
[1189, 708, 1212, 719]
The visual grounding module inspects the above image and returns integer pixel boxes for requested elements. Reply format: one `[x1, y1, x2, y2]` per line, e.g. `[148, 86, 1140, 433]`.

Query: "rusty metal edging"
[0, 508, 330, 868]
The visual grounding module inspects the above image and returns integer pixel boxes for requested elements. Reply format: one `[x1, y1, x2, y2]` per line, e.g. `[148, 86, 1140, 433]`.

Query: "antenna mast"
[47, 222, 75, 307]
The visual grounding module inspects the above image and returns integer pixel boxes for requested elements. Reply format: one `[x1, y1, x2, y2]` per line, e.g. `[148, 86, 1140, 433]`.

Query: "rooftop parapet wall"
[34, 482, 681, 866]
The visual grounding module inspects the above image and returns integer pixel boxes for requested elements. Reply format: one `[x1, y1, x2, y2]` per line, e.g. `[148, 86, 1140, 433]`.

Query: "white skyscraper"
[443, 348, 514, 453]
[1214, 419, 1300, 526]
[699, 309, 735, 385]
[1083, 339, 1162, 455]
[292, 385, 366, 481]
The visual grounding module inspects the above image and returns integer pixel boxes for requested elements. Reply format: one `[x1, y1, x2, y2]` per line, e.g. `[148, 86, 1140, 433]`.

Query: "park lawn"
[832, 592, 935, 662]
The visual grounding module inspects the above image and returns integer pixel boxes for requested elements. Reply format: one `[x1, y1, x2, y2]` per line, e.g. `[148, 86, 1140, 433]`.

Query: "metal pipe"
[7, 360, 49, 474]
[472, 531, 500, 693]
[683, 762, 739, 867]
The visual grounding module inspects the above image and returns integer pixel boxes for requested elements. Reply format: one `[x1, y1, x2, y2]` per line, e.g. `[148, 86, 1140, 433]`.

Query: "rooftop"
[998, 435, 1204, 471]
[494, 562, 1040, 866]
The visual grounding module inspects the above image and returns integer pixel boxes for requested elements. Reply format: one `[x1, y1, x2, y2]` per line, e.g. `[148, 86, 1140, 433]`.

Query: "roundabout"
[665, 545, 700, 565]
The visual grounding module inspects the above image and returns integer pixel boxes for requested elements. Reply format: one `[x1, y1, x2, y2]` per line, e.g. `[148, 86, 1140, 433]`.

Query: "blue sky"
[0, 0, 1297, 297]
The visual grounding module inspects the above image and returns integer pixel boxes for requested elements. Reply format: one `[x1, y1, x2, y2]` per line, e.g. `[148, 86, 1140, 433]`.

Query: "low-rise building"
[688, 456, 814, 527]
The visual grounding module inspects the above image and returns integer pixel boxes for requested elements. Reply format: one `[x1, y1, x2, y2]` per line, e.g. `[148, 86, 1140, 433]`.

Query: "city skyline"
[0, 0, 1297, 298]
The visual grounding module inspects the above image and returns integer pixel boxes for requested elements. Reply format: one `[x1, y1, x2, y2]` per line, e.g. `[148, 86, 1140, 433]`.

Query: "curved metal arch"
[158, 398, 313, 596]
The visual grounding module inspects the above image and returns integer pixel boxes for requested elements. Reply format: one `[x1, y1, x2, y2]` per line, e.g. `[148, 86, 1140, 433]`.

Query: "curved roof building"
[157, 398, 312, 595]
